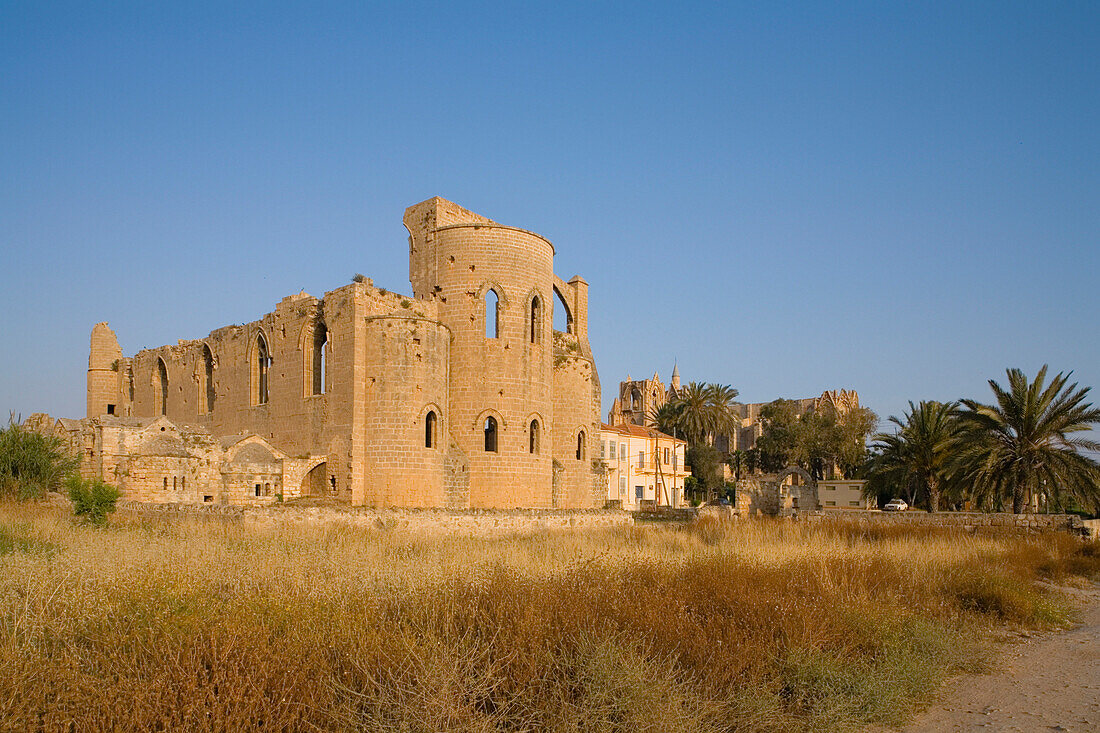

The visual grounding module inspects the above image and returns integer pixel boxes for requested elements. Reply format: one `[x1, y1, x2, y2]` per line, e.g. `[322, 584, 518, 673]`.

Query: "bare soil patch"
[899, 583, 1100, 732]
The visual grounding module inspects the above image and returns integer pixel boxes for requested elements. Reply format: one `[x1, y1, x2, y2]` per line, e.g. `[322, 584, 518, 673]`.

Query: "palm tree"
[865, 400, 959, 512]
[650, 402, 683, 440]
[669, 382, 712, 445]
[704, 383, 740, 440]
[953, 366, 1100, 514]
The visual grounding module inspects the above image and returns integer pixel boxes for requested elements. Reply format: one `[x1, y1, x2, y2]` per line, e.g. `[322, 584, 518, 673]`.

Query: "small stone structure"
[31, 414, 319, 505]
[733, 467, 819, 516]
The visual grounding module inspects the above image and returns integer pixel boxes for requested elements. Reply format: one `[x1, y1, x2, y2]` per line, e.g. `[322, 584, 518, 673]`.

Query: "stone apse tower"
[85, 197, 602, 509]
[404, 198, 601, 509]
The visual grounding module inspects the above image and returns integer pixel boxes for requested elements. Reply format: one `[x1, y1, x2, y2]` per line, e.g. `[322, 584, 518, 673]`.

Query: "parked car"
[883, 498, 908, 512]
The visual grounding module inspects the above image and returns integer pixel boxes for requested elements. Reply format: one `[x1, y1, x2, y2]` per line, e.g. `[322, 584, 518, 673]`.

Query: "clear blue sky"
[2, 1, 1098, 432]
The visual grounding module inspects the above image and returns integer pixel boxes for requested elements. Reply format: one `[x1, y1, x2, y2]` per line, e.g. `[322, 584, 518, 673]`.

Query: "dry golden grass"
[1, 503, 1097, 732]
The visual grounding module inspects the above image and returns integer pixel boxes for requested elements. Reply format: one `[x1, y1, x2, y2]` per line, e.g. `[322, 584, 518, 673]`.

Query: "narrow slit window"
[529, 296, 541, 343]
[484, 416, 498, 452]
[529, 419, 540, 454]
[313, 322, 327, 395]
[425, 410, 437, 448]
[576, 430, 586, 460]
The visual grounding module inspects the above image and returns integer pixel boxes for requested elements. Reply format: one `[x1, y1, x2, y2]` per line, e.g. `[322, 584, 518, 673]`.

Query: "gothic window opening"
[202, 344, 215, 414]
[253, 332, 270, 405]
[485, 289, 500, 338]
[155, 358, 168, 416]
[425, 410, 437, 448]
[553, 288, 574, 334]
[576, 430, 586, 460]
[484, 416, 498, 452]
[529, 295, 541, 344]
[529, 419, 540, 454]
[312, 322, 327, 395]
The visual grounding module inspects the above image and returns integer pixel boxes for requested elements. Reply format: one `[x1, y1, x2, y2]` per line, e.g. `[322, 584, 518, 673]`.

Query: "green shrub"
[66, 475, 120, 526]
[0, 416, 79, 500]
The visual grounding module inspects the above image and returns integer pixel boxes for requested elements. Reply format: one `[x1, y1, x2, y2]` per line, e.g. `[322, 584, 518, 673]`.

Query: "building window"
[485, 289, 500, 338]
[529, 295, 541, 344]
[255, 484, 262, 497]
[253, 332, 271, 405]
[484, 416, 498, 452]
[163, 477, 168, 491]
[849, 500, 860, 507]
[155, 358, 169, 416]
[635, 485, 643, 500]
[619, 476, 626, 495]
[265, 483, 271, 497]
[664, 447, 670, 464]
[203, 495, 213, 503]
[576, 430, 586, 460]
[201, 344, 216, 414]
[826, 500, 836, 507]
[312, 322, 327, 395]
[181, 477, 186, 491]
[620, 444, 626, 461]
[609, 441, 616, 461]
[425, 410, 437, 448]
[529, 419, 540, 454]
[106, 404, 115, 415]
[638, 450, 645, 468]
[173, 477, 177, 490]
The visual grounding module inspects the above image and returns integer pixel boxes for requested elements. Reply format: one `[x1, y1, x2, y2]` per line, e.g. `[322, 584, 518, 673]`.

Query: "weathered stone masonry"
[85, 198, 602, 508]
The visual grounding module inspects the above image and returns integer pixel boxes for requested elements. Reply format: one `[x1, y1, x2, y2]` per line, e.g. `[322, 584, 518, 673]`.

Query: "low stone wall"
[115, 500, 632, 536]
[1082, 518, 1100, 540]
[797, 510, 1087, 535]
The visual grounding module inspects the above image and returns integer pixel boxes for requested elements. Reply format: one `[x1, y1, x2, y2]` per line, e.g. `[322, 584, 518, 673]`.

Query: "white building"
[600, 423, 690, 509]
[818, 479, 874, 510]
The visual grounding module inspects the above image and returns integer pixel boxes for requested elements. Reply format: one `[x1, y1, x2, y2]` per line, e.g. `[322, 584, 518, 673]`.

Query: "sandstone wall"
[115, 501, 631, 536]
[406, 203, 559, 508]
[358, 315, 450, 507]
[797, 510, 1087, 534]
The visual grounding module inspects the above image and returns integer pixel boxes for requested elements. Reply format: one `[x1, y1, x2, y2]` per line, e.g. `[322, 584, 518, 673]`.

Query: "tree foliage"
[953, 366, 1100, 514]
[864, 401, 959, 511]
[756, 400, 878, 479]
[0, 417, 79, 500]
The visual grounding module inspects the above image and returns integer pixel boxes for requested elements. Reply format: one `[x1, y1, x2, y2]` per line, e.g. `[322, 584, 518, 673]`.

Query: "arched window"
[484, 416, 498, 452]
[529, 295, 541, 344]
[553, 288, 574, 334]
[485, 289, 500, 338]
[201, 345, 215, 414]
[253, 332, 270, 405]
[425, 410, 437, 448]
[155, 358, 168, 416]
[312, 322, 327, 395]
[529, 419, 540, 454]
[576, 430, 586, 460]
[631, 388, 641, 412]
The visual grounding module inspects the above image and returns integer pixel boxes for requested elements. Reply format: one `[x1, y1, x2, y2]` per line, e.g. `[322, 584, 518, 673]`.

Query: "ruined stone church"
[80, 198, 602, 508]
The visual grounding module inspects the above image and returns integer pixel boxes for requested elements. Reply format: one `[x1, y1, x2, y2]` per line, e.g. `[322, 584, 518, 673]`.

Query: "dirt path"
[899, 583, 1100, 732]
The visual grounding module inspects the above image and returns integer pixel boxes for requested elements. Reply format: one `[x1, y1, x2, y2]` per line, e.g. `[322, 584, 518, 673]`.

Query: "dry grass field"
[1, 503, 1098, 732]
